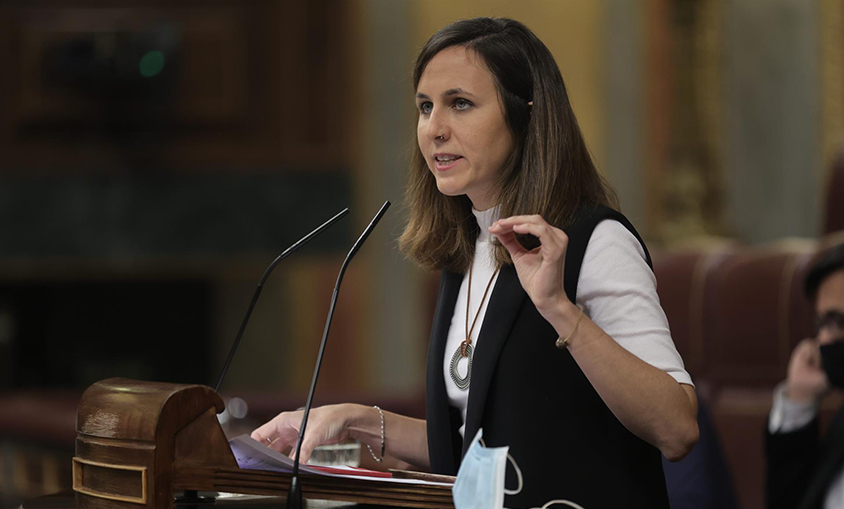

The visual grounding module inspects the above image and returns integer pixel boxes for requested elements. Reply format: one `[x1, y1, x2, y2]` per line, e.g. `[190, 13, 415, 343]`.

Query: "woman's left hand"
[489, 214, 573, 320]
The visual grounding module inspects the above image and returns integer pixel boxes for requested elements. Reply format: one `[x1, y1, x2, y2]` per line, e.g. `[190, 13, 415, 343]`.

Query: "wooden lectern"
[71, 378, 453, 508]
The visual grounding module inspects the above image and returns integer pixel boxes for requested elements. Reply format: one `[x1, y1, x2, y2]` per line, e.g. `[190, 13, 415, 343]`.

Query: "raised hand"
[785, 338, 830, 404]
[488, 214, 573, 321]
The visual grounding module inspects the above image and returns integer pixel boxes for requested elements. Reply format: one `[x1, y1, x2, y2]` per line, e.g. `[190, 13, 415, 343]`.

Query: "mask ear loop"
[503, 453, 524, 495]
[532, 501, 587, 509]
[478, 437, 524, 496]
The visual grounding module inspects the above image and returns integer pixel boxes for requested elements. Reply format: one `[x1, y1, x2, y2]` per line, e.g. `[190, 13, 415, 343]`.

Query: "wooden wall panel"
[0, 0, 352, 171]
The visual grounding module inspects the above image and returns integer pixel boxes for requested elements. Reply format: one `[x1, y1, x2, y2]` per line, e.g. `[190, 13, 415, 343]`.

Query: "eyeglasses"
[816, 311, 844, 337]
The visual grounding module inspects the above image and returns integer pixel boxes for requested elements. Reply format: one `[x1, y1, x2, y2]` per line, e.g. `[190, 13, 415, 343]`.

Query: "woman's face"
[416, 46, 515, 211]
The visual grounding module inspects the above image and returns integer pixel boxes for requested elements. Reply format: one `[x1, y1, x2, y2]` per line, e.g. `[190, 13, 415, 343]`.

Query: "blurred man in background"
[767, 243, 844, 509]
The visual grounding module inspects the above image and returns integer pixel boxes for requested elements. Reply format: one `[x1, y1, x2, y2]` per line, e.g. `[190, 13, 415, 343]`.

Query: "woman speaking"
[253, 17, 698, 508]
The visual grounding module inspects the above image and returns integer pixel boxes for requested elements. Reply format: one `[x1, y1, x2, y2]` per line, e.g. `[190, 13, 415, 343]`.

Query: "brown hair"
[399, 17, 618, 273]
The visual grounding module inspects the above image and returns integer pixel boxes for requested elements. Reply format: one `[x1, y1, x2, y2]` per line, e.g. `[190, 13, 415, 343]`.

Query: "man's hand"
[785, 338, 830, 404]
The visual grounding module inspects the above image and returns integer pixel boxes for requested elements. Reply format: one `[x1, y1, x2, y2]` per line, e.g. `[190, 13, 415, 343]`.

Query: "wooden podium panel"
[71, 378, 453, 509]
[175, 467, 452, 508]
[22, 490, 375, 509]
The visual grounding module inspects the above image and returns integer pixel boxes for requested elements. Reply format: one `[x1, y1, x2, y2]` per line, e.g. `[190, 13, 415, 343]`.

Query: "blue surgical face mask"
[820, 341, 844, 389]
[452, 429, 523, 509]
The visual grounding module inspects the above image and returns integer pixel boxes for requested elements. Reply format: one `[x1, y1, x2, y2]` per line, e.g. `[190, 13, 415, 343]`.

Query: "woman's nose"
[425, 111, 449, 141]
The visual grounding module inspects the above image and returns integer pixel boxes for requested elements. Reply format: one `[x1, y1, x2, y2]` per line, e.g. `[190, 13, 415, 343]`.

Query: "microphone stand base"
[175, 490, 216, 507]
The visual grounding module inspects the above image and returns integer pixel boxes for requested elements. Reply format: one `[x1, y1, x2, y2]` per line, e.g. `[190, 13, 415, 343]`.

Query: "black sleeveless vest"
[425, 205, 670, 508]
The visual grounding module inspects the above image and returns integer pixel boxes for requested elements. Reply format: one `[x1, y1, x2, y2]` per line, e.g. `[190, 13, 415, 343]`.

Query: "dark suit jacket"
[663, 399, 739, 509]
[425, 206, 670, 508]
[767, 406, 844, 509]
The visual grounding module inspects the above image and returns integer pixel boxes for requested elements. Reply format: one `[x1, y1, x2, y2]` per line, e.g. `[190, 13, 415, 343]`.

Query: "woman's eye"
[419, 102, 433, 114]
[454, 99, 472, 110]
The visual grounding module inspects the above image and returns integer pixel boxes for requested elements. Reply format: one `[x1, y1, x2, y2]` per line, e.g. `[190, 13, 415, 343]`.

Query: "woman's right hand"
[251, 403, 362, 463]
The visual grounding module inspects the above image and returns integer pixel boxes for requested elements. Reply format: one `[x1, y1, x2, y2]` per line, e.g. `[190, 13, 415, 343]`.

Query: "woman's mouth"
[434, 154, 463, 171]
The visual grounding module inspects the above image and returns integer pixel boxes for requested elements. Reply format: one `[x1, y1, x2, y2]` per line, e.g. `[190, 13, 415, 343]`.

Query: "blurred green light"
[139, 51, 165, 78]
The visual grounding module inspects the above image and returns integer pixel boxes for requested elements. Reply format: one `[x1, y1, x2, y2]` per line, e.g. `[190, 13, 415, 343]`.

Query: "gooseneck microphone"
[213, 208, 350, 393]
[287, 200, 390, 509]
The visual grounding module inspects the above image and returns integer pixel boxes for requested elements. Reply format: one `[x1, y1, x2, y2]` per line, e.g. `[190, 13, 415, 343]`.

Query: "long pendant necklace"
[449, 263, 499, 390]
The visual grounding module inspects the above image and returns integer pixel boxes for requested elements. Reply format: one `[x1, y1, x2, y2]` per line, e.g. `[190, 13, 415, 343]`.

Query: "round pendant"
[449, 343, 473, 390]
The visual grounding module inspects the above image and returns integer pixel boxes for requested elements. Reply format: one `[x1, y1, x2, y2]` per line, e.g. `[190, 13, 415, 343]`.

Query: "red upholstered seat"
[653, 248, 735, 388]
[702, 249, 815, 388]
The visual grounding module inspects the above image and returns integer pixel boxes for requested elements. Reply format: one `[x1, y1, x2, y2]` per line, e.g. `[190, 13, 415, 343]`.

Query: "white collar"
[471, 205, 500, 243]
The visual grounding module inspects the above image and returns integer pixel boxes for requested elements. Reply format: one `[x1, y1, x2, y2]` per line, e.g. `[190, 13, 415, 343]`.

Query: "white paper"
[228, 435, 452, 486]
[229, 435, 322, 474]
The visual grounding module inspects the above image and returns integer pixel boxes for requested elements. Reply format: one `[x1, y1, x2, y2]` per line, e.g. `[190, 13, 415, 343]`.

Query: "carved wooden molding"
[72, 457, 148, 505]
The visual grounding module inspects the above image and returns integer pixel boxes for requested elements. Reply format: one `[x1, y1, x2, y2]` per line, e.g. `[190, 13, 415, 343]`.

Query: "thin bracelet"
[556, 306, 584, 349]
[365, 405, 385, 462]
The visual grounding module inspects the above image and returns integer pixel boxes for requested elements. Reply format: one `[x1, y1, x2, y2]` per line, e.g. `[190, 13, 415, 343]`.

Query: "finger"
[494, 215, 565, 241]
[279, 443, 294, 456]
[795, 338, 818, 358]
[489, 215, 547, 236]
[250, 431, 274, 448]
[806, 342, 821, 368]
[251, 421, 277, 443]
[794, 347, 814, 369]
[493, 228, 530, 258]
[253, 414, 301, 450]
[286, 413, 327, 463]
[509, 222, 557, 241]
[289, 436, 315, 464]
[794, 341, 811, 358]
[489, 221, 550, 241]
[508, 223, 566, 255]
[493, 214, 548, 226]
[269, 434, 300, 453]
[489, 217, 549, 236]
